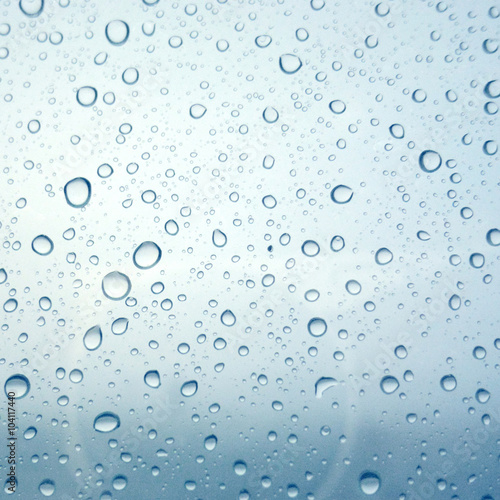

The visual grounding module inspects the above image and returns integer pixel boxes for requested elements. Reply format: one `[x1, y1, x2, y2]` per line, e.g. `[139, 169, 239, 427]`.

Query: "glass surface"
[1, 0, 499, 498]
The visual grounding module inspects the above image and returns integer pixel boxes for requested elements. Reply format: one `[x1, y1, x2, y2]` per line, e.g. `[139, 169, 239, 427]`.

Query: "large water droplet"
[375, 247, 393, 265]
[221, 309, 236, 326]
[315, 377, 337, 398]
[19, 0, 44, 17]
[39, 480, 55, 497]
[165, 219, 179, 235]
[255, 35, 272, 48]
[105, 20, 130, 45]
[76, 87, 97, 107]
[144, 370, 161, 388]
[190, 104, 206, 119]
[345, 279, 362, 295]
[448, 294, 461, 311]
[133, 241, 162, 269]
[419, 150, 442, 173]
[380, 375, 399, 394]
[329, 100, 346, 114]
[83, 325, 102, 351]
[212, 229, 227, 247]
[263, 106, 279, 123]
[359, 471, 381, 495]
[94, 412, 121, 433]
[475, 388, 490, 404]
[330, 235, 345, 252]
[102, 271, 132, 301]
[32, 235, 54, 256]
[111, 317, 129, 335]
[331, 185, 353, 204]
[4, 374, 30, 399]
[64, 177, 91, 208]
[308, 317, 327, 337]
[301, 240, 320, 257]
[204, 435, 218, 451]
[486, 228, 500, 246]
[279, 54, 302, 74]
[440, 374, 457, 391]
[180, 380, 198, 397]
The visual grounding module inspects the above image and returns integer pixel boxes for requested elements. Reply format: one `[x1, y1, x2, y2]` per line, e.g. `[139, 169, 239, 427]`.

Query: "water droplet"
[133, 241, 162, 269]
[189, 104, 206, 119]
[484, 80, 500, 99]
[330, 235, 345, 252]
[417, 231, 431, 241]
[83, 325, 102, 351]
[221, 309, 236, 326]
[93, 412, 121, 433]
[97, 163, 113, 178]
[234, 460, 247, 475]
[255, 35, 272, 48]
[331, 185, 353, 204]
[419, 150, 442, 173]
[19, 0, 44, 17]
[308, 317, 327, 337]
[486, 228, 500, 246]
[212, 229, 227, 247]
[76, 86, 97, 107]
[64, 177, 91, 208]
[345, 279, 362, 295]
[375, 247, 393, 265]
[262, 195, 277, 208]
[144, 370, 161, 388]
[440, 374, 457, 391]
[4, 374, 30, 399]
[102, 271, 132, 301]
[448, 294, 461, 311]
[32, 235, 54, 256]
[24, 426, 37, 439]
[169, 36, 183, 48]
[181, 380, 198, 397]
[204, 435, 218, 451]
[105, 20, 130, 46]
[39, 480, 55, 497]
[359, 471, 381, 495]
[380, 376, 399, 394]
[3, 299, 18, 313]
[473, 346, 486, 359]
[475, 388, 490, 404]
[469, 253, 485, 268]
[112, 317, 129, 335]
[389, 123, 405, 139]
[69, 369, 83, 383]
[329, 100, 346, 114]
[263, 106, 279, 123]
[315, 377, 337, 398]
[279, 54, 302, 74]
[122, 67, 139, 85]
[165, 219, 179, 235]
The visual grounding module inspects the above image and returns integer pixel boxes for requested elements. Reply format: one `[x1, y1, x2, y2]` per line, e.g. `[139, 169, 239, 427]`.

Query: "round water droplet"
[165, 219, 179, 235]
[345, 279, 362, 295]
[417, 231, 430, 241]
[375, 247, 393, 265]
[359, 471, 381, 495]
[83, 325, 102, 351]
[94, 412, 121, 433]
[475, 388, 490, 404]
[32, 235, 54, 256]
[331, 185, 353, 204]
[105, 20, 129, 46]
[301, 240, 320, 257]
[181, 380, 198, 397]
[189, 104, 206, 119]
[469, 253, 485, 268]
[262, 195, 277, 208]
[4, 374, 30, 399]
[279, 54, 302, 74]
[472, 346, 486, 360]
[4, 299, 17, 313]
[234, 461, 247, 476]
[69, 369, 83, 383]
[389, 123, 405, 139]
[365, 35, 378, 48]
[486, 228, 500, 246]
[169, 36, 183, 48]
[255, 35, 272, 48]
[440, 374, 457, 391]
[419, 150, 442, 173]
[380, 375, 399, 394]
[98, 163, 113, 178]
[212, 229, 227, 248]
[221, 309, 236, 326]
[484, 80, 500, 99]
[204, 435, 217, 451]
[19, 0, 44, 17]
[76, 87, 97, 107]
[122, 67, 139, 85]
[330, 235, 345, 252]
[133, 241, 162, 269]
[102, 271, 132, 301]
[39, 480, 55, 497]
[329, 100, 346, 114]
[64, 177, 91, 207]
[144, 370, 161, 388]
[307, 317, 327, 337]
[263, 106, 279, 123]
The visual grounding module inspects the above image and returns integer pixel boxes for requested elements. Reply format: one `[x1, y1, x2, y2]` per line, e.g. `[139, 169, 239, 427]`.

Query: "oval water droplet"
[105, 20, 130, 46]
[263, 106, 279, 123]
[389, 123, 405, 139]
[111, 317, 129, 335]
[212, 229, 227, 247]
[19, 0, 44, 17]
[165, 219, 179, 235]
[32, 235, 54, 256]
[133, 241, 162, 269]
[301, 240, 320, 257]
[330, 235, 345, 252]
[329, 100, 346, 114]
[83, 325, 102, 351]
[486, 228, 500, 246]
[380, 376, 399, 394]
[375, 247, 393, 265]
[181, 380, 198, 397]
[144, 370, 161, 388]
[345, 279, 362, 295]
[93, 412, 121, 433]
[440, 374, 457, 391]
[279, 54, 302, 74]
[39, 480, 55, 497]
[4, 374, 30, 399]
[189, 104, 206, 119]
[419, 150, 442, 173]
[102, 271, 132, 301]
[262, 195, 277, 208]
[204, 435, 218, 451]
[64, 177, 91, 208]
[448, 294, 461, 311]
[475, 388, 490, 404]
[359, 471, 381, 495]
[255, 35, 272, 48]
[331, 185, 353, 204]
